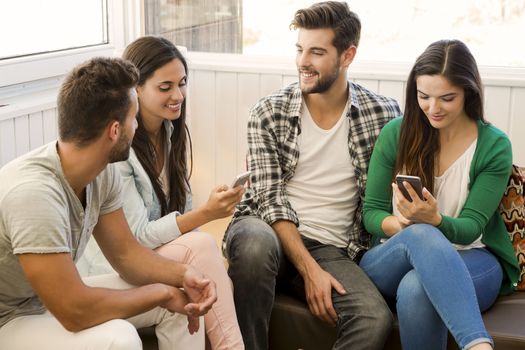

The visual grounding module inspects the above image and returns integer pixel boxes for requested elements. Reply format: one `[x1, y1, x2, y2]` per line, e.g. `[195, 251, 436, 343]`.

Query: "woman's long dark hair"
[395, 39, 484, 193]
[123, 36, 193, 215]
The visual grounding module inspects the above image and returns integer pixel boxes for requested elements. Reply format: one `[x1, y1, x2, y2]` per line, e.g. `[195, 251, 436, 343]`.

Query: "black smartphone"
[395, 175, 424, 202]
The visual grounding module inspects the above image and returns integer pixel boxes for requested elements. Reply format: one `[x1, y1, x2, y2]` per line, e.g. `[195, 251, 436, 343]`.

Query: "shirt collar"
[289, 83, 303, 118]
[348, 81, 361, 111]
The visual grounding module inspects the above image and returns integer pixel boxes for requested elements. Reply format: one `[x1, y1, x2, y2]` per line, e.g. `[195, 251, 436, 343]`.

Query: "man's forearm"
[18, 252, 177, 333]
[113, 243, 187, 288]
[271, 220, 317, 277]
[95, 208, 188, 288]
[64, 283, 174, 332]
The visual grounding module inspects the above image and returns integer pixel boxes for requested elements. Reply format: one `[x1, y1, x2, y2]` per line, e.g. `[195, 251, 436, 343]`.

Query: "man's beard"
[300, 61, 341, 94]
[108, 132, 132, 163]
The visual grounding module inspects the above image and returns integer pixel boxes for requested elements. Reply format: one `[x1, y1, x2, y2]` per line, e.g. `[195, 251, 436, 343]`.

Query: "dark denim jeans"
[223, 216, 393, 350]
[360, 224, 501, 350]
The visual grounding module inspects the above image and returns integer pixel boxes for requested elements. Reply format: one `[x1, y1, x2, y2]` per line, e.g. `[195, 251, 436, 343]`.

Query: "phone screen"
[395, 175, 424, 202]
[231, 171, 251, 188]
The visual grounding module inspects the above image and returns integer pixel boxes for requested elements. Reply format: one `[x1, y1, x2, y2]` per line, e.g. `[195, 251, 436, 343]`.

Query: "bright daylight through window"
[0, 0, 107, 60]
[145, 0, 525, 67]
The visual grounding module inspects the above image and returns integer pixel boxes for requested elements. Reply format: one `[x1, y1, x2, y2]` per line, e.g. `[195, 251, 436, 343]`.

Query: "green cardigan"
[363, 117, 520, 294]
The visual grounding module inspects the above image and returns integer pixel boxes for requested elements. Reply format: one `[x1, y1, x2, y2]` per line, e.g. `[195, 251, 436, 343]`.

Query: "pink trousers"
[156, 231, 244, 350]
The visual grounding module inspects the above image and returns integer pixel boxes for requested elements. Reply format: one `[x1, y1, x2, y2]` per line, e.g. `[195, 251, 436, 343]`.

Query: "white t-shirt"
[0, 142, 123, 327]
[287, 102, 359, 248]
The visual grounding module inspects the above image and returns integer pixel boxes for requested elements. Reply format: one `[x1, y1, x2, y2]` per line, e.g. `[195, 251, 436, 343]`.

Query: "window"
[0, 0, 108, 60]
[0, 0, 133, 88]
[145, 0, 525, 68]
[144, 0, 242, 53]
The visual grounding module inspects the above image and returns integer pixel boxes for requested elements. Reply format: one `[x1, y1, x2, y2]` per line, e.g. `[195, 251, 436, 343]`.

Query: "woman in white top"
[360, 40, 519, 350]
[81, 36, 245, 350]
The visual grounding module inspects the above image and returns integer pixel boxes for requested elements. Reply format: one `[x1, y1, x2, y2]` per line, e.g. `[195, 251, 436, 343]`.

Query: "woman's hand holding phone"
[392, 177, 442, 226]
[203, 184, 245, 220]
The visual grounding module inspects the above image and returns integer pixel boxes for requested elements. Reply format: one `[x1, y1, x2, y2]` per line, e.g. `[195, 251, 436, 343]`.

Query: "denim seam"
[468, 261, 500, 282]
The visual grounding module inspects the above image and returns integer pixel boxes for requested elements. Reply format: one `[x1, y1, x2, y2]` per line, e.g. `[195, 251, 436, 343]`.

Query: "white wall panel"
[14, 116, 30, 157]
[282, 75, 297, 87]
[0, 119, 16, 166]
[29, 112, 44, 149]
[42, 108, 58, 143]
[260, 74, 283, 97]
[354, 79, 379, 93]
[189, 70, 216, 207]
[509, 88, 525, 166]
[378, 80, 405, 111]
[215, 72, 238, 186]
[484, 86, 511, 134]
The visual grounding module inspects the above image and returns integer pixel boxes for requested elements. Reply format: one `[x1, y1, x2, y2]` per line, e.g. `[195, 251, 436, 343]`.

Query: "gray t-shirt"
[0, 142, 122, 327]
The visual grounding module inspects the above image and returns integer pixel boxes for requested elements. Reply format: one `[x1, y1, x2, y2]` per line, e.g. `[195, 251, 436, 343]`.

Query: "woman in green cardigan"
[359, 39, 519, 350]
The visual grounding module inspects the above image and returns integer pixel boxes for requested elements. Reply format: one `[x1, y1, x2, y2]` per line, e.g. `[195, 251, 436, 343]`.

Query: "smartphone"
[231, 170, 252, 188]
[395, 175, 424, 202]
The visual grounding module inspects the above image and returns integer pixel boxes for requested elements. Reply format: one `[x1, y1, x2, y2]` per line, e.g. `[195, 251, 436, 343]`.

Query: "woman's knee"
[158, 231, 221, 265]
[183, 231, 220, 256]
[400, 224, 448, 247]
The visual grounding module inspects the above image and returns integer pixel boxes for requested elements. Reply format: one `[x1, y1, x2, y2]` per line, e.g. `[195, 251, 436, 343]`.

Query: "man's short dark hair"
[58, 57, 139, 146]
[290, 1, 361, 54]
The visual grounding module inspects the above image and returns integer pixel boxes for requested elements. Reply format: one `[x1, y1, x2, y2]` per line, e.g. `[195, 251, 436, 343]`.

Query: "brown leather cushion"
[268, 293, 414, 350]
[269, 293, 336, 350]
[138, 292, 525, 349]
[482, 292, 525, 350]
[268, 292, 525, 350]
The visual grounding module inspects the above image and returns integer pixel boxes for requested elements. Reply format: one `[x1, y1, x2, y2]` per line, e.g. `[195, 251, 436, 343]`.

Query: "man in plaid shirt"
[223, 2, 401, 349]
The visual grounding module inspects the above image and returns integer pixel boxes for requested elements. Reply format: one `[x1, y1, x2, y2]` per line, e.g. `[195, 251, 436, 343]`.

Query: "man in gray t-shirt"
[0, 57, 216, 350]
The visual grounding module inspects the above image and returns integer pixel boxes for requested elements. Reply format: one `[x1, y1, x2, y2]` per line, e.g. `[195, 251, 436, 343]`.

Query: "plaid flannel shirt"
[232, 81, 401, 259]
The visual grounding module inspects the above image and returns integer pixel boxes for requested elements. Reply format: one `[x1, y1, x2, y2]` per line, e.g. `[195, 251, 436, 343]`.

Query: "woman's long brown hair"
[395, 40, 485, 193]
[123, 36, 193, 215]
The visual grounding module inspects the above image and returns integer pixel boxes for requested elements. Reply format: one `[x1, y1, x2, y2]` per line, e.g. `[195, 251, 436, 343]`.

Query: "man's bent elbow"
[52, 305, 101, 332]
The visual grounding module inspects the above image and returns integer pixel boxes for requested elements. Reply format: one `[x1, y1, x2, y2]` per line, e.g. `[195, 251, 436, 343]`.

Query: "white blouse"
[434, 139, 483, 250]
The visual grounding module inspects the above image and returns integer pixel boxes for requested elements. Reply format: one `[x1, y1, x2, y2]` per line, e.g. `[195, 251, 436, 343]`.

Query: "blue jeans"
[359, 224, 502, 350]
[223, 216, 393, 350]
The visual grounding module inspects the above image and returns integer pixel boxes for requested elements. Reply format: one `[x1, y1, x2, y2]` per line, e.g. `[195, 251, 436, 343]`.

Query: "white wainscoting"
[1, 58, 524, 208]
[0, 108, 58, 166]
